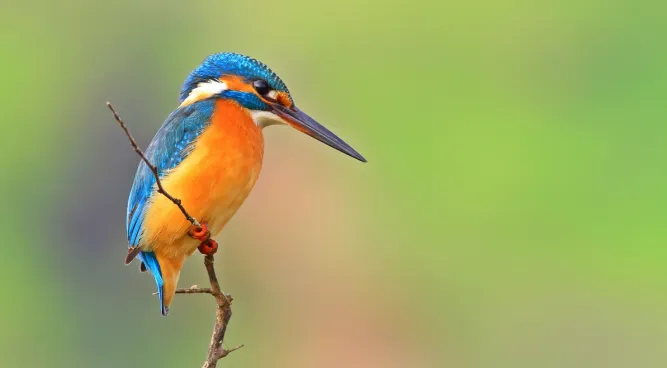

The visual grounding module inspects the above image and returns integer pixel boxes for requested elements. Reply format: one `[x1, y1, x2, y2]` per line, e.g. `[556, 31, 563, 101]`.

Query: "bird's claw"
[189, 223, 218, 255]
[189, 222, 211, 242]
[198, 239, 218, 255]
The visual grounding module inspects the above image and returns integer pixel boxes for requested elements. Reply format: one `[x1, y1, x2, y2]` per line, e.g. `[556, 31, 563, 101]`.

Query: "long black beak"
[272, 104, 367, 162]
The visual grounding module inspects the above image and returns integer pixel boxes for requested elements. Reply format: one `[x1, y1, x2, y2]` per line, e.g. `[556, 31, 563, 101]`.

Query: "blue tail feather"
[137, 251, 168, 316]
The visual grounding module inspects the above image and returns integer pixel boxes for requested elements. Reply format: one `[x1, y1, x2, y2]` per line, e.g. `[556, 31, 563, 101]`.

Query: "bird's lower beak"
[272, 104, 367, 162]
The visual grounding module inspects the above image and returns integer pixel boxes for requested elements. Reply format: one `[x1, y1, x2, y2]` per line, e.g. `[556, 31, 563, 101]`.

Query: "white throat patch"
[251, 111, 287, 129]
[179, 80, 228, 107]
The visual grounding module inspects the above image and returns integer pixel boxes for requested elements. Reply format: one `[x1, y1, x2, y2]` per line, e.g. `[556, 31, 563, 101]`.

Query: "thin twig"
[107, 102, 240, 367]
[106, 102, 201, 228]
[176, 287, 214, 295]
[153, 285, 213, 295]
[220, 344, 245, 358]
[202, 254, 238, 367]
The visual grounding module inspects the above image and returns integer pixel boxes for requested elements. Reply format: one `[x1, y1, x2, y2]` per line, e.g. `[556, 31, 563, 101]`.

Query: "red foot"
[189, 222, 211, 242]
[190, 222, 217, 255]
[198, 239, 218, 255]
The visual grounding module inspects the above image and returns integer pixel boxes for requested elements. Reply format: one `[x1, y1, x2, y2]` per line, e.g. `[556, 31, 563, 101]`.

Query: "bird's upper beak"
[271, 104, 367, 162]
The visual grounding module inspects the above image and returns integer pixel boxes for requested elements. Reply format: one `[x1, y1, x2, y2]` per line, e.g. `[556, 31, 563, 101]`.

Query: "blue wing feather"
[136, 251, 166, 314]
[126, 99, 215, 246]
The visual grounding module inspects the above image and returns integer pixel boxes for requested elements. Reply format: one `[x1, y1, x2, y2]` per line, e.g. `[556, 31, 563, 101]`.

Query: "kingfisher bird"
[125, 52, 365, 315]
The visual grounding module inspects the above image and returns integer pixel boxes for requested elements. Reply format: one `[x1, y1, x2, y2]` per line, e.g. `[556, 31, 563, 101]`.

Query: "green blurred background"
[2, 0, 667, 367]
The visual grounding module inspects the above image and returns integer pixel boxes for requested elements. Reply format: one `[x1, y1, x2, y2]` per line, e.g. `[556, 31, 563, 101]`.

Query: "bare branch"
[107, 102, 240, 367]
[176, 287, 214, 295]
[220, 344, 245, 358]
[202, 254, 237, 367]
[153, 285, 213, 295]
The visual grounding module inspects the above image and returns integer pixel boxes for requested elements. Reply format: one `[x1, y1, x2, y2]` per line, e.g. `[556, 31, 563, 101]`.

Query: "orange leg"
[189, 223, 219, 255]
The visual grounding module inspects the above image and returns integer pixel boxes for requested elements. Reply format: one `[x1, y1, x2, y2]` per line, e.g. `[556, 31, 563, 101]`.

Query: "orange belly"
[141, 99, 264, 257]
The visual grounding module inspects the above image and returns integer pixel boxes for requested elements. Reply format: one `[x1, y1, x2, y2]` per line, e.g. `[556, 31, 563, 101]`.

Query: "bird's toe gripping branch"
[198, 239, 218, 255]
[190, 222, 211, 241]
[189, 222, 219, 255]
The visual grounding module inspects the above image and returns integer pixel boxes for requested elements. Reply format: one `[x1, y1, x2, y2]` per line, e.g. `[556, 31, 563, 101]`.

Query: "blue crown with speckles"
[180, 53, 289, 103]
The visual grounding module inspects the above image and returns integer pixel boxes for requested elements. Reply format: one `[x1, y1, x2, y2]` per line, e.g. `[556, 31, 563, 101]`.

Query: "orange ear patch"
[219, 75, 255, 93]
[219, 75, 294, 108]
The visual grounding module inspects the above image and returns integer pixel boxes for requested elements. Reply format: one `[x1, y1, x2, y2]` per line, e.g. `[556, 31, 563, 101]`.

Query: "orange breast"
[142, 99, 264, 257]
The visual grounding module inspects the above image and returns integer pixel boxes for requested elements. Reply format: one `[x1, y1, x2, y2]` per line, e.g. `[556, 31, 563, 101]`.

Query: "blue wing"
[125, 100, 214, 316]
[126, 99, 215, 246]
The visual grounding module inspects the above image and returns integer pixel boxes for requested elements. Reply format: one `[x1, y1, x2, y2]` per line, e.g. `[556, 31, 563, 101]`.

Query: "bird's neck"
[209, 99, 264, 162]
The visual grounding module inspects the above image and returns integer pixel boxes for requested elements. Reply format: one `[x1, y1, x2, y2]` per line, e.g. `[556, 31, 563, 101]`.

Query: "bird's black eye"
[253, 79, 271, 96]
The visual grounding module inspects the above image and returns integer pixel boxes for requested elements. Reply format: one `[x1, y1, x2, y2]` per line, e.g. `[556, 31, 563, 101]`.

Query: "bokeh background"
[2, 1, 667, 367]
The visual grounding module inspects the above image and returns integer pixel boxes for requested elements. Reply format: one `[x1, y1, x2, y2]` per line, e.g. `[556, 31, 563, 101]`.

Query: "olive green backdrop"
[1, 1, 666, 367]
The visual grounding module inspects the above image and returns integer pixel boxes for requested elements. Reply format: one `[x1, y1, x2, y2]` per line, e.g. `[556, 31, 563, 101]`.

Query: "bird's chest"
[144, 101, 263, 251]
[193, 110, 264, 233]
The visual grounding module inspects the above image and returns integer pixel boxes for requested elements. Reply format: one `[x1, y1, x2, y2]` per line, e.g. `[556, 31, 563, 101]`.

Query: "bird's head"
[179, 52, 366, 162]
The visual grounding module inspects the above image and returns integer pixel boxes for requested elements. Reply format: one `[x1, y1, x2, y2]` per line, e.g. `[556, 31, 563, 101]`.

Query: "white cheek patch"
[179, 80, 228, 107]
[251, 111, 287, 129]
[267, 90, 279, 100]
